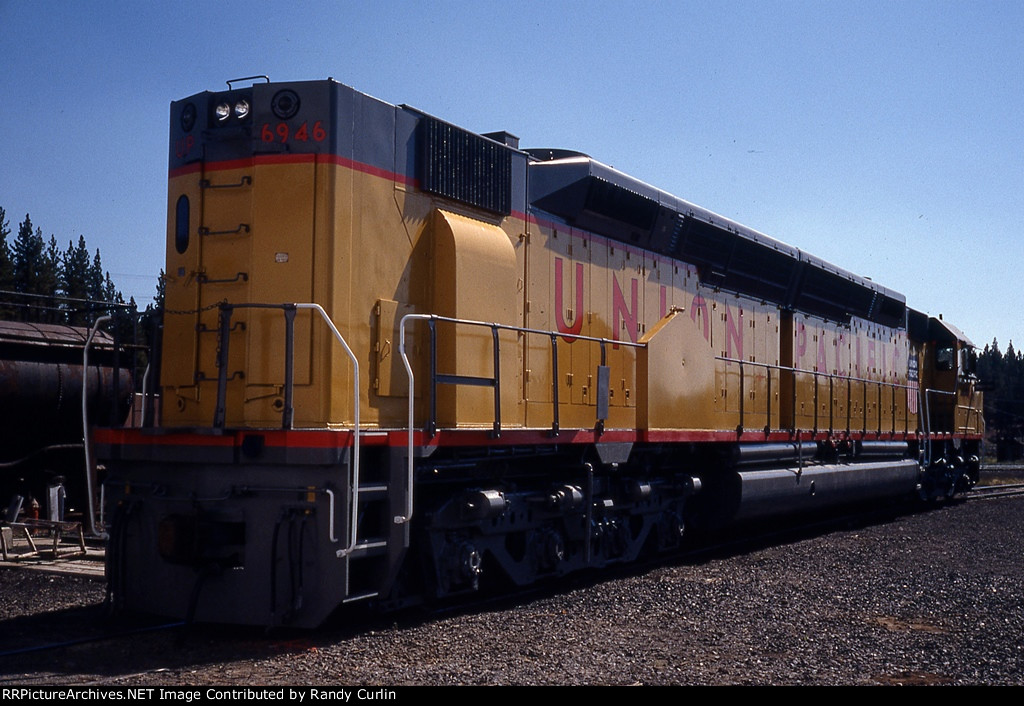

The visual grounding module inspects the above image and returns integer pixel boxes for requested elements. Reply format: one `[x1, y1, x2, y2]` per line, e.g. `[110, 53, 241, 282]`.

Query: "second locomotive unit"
[97, 77, 984, 628]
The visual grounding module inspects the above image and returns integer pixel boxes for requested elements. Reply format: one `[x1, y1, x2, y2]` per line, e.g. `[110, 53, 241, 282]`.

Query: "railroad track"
[969, 483, 1024, 500]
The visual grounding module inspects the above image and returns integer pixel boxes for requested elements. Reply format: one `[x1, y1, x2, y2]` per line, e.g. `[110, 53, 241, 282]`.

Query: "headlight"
[215, 102, 231, 122]
[234, 99, 250, 120]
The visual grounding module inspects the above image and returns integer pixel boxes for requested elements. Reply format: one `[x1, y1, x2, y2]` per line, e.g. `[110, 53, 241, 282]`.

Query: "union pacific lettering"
[556, 255, 668, 345]
[612, 274, 639, 343]
[554, 255, 713, 346]
[795, 321, 906, 383]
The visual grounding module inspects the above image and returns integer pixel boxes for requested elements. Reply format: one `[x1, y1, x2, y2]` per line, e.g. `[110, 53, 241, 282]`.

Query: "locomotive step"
[347, 537, 388, 558]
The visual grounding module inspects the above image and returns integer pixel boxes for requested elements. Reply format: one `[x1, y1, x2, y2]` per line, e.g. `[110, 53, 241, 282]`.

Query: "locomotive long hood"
[527, 151, 905, 328]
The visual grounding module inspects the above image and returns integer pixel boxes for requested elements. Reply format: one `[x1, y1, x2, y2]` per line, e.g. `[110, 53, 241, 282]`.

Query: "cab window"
[936, 346, 955, 371]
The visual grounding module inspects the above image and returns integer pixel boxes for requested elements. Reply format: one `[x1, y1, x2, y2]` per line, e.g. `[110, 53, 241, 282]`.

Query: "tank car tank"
[0, 319, 134, 518]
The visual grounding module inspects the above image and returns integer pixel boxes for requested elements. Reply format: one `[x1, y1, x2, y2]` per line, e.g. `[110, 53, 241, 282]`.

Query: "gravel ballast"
[2, 495, 1022, 686]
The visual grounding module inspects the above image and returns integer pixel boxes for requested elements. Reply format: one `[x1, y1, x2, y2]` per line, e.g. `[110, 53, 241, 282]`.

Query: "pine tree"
[13, 215, 41, 289]
[102, 272, 121, 305]
[0, 208, 14, 317]
[153, 270, 165, 310]
[41, 235, 61, 322]
[88, 248, 106, 303]
[13, 215, 46, 320]
[140, 270, 165, 345]
[140, 268, 164, 322]
[62, 235, 93, 324]
[0, 207, 12, 285]
[1007, 341, 1024, 440]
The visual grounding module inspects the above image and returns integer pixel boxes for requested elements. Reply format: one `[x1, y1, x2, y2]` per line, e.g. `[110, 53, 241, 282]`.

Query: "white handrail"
[398, 313, 429, 526]
[82, 315, 112, 539]
[289, 303, 361, 560]
[139, 361, 151, 427]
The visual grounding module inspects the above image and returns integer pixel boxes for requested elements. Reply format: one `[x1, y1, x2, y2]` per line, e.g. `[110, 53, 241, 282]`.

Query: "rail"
[78, 309, 142, 537]
[82, 315, 112, 539]
[959, 376, 985, 437]
[209, 302, 363, 558]
[921, 383, 984, 466]
[715, 355, 920, 436]
[397, 313, 643, 525]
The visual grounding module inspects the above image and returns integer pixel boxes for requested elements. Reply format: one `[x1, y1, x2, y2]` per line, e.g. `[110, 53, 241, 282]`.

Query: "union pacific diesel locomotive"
[96, 77, 984, 628]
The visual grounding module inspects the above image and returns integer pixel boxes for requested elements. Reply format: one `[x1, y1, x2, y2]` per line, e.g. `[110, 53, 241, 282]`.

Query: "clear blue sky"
[1, 0, 1021, 352]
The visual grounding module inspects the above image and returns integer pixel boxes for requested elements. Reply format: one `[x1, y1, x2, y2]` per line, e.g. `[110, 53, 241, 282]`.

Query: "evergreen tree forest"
[0, 205, 133, 325]
[976, 340, 1024, 448]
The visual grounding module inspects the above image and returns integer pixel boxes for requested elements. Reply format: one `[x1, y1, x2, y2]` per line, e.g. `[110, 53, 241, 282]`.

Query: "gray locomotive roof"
[527, 152, 906, 328]
[323, 78, 906, 328]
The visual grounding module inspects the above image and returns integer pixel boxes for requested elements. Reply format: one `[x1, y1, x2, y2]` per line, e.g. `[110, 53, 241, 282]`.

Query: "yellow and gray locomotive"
[97, 78, 984, 627]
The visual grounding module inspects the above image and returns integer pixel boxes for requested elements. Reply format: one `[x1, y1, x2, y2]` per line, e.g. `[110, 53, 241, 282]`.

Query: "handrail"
[716, 356, 922, 394]
[922, 387, 946, 466]
[920, 384, 988, 465]
[82, 315, 112, 539]
[293, 303, 361, 560]
[208, 302, 362, 558]
[139, 362, 152, 427]
[397, 313, 644, 526]
[715, 355, 921, 436]
[959, 375, 984, 436]
[955, 403, 983, 434]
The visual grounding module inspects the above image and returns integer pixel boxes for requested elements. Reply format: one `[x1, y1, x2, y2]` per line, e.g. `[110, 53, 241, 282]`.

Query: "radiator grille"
[419, 117, 512, 215]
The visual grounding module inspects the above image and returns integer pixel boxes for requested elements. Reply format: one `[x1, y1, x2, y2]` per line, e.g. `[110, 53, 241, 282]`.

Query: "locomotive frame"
[96, 77, 984, 628]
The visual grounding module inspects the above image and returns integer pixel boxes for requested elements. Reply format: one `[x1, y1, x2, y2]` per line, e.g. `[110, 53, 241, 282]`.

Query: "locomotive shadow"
[0, 586, 394, 682]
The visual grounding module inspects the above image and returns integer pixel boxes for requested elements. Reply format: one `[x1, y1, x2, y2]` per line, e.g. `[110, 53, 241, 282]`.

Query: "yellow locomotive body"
[161, 155, 929, 441]
[98, 79, 983, 627]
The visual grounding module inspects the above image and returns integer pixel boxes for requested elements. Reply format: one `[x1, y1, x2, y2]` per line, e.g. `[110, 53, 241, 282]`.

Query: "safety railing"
[77, 307, 142, 538]
[921, 383, 984, 466]
[715, 355, 920, 437]
[82, 316, 113, 539]
[922, 387, 950, 467]
[397, 313, 643, 525]
[207, 302, 363, 558]
[957, 398, 985, 436]
[957, 375, 985, 437]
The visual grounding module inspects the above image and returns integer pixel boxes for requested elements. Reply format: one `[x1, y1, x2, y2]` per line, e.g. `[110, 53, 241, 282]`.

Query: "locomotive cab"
[910, 310, 984, 496]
